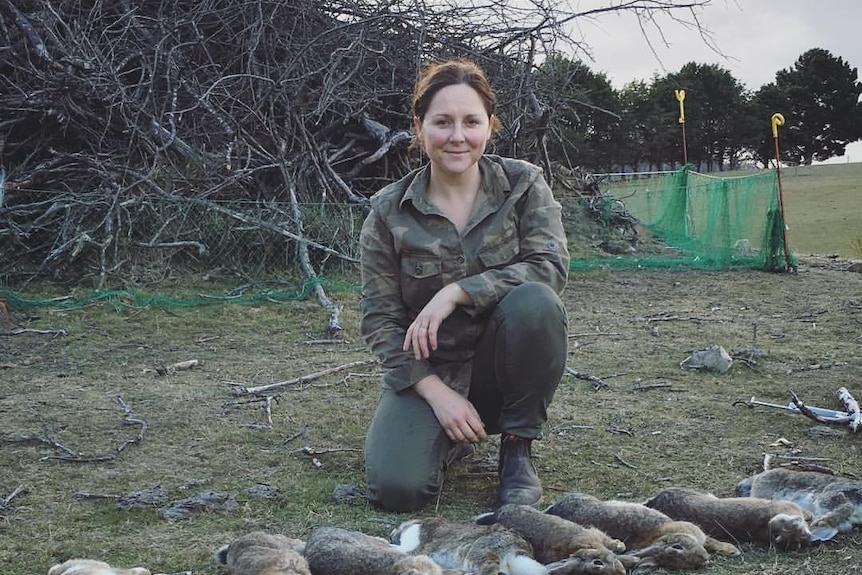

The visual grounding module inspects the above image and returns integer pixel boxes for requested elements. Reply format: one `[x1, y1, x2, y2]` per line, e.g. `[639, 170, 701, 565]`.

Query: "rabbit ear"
[500, 552, 547, 575]
[391, 521, 423, 553]
[213, 544, 230, 565]
[735, 476, 754, 497]
[631, 556, 661, 575]
[473, 510, 498, 525]
[809, 525, 839, 541]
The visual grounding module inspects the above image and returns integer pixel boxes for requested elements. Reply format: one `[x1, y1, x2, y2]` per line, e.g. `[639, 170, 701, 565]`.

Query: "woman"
[360, 59, 569, 512]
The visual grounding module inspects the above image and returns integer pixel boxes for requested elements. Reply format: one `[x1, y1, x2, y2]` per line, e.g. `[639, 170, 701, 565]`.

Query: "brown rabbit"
[545, 492, 740, 572]
[390, 516, 545, 575]
[736, 467, 862, 541]
[304, 526, 447, 575]
[474, 504, 629, 572]
[214, 531, 310, 575]
[644, 486, 813, 549]
[47, 560, 154, 575]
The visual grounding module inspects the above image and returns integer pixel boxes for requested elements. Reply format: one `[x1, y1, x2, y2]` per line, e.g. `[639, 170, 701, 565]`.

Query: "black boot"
[496, 434, 542, 508]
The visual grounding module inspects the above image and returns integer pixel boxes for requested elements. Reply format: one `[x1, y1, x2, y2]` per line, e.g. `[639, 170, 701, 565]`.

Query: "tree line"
[535, 48, 862, 172]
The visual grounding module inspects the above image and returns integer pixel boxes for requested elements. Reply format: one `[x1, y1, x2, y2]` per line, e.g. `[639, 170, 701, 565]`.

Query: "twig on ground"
[762, 452, 836, 474]
[632, 382, 675, 392]
[298, 446, 362, 456]
[608, 425, 633, 437]
[0, 328, 68, 337]
[0, 484, 27, 513]
[75, 492, 122, 500]
[614, 452, 638, 470]
[224, 395, 277, 429]
[789, 390, 852, 428]
[551, 423, 594, 431]
[785, 361, 847, 375]
[565, 367, 612, 390]
[11, 396, 147, 462]
[231, 358, 377, 396]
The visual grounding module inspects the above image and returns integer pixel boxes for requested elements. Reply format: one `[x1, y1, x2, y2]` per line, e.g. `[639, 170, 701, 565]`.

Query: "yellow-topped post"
[675, 89, 688, 165]
[771, 113, 793, 272]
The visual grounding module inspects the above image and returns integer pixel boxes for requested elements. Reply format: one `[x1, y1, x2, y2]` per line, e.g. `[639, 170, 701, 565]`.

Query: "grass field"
[1, 162, 861, 575]
[770, 162, 862, 259]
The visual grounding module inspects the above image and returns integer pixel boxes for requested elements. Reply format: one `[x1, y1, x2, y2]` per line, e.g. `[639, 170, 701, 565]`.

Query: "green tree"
[772, 48, 862, 165]
[616, 80, 657, 171]
[534, 54, 621, 171]
[749, 83, 789, 168]
[656, 63, 748, 170]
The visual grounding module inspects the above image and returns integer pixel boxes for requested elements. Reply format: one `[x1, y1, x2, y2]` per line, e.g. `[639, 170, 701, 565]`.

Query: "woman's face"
[414, 83, 493, 178]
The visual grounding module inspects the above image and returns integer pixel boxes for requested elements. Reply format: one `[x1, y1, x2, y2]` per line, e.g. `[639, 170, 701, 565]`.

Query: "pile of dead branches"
[0, 0, 711, 290]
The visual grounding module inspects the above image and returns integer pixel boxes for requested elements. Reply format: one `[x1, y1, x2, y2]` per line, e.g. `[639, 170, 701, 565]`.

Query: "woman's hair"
[411, 59, 502, 134]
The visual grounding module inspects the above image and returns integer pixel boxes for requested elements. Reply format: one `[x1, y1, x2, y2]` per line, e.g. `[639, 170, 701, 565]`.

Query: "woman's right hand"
[413, 375, 487, 444]
[404, 282, 473, 360]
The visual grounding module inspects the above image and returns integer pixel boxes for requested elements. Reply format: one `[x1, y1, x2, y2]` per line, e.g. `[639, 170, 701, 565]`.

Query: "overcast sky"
[573, 0, 862, 163]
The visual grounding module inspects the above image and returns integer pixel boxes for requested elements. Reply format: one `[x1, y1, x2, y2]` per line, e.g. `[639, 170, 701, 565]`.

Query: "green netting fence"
[571, 166, 797, 272]
[0, 166, 795, 313]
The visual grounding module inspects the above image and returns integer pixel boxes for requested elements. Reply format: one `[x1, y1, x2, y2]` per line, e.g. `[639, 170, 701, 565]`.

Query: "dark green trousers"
[364, 282, 568, 512]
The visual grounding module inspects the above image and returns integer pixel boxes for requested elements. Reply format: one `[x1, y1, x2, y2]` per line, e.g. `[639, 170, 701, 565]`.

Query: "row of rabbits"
[214, 466, 862, 575]
[49, 468, 861, 575]
[212, 489, 756, 575]
[215, 525, 618, 575]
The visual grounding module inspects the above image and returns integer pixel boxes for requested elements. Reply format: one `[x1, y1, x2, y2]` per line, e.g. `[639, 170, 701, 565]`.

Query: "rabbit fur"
[545, 492, 740, 572]
[540, 549, 632, 575]
[644, 486, 813, 549]
[736, 467, 862, 541]
[304, 526, 447, 575]
[391, 516, 547, 575]
[47, 559, 155, 575]
[214, 531, 310, 575]
[474, 504, 629, 573]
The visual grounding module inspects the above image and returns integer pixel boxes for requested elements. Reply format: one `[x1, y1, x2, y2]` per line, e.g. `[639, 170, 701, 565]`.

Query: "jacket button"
[415, 264, 423, 274]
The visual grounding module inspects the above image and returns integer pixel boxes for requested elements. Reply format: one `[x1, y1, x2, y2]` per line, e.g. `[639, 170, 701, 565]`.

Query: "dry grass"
[1, 162, 861, 575]
[2, 260, 862, 575]
[773, 162, 862, 259]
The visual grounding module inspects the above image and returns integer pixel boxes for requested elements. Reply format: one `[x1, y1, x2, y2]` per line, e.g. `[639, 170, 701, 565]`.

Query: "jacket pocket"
[477, 224, 520, 269]
[401, 255, 443, 310]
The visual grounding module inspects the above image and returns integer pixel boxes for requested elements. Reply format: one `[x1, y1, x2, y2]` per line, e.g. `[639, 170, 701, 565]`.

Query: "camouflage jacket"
[359, 155, 569, 393]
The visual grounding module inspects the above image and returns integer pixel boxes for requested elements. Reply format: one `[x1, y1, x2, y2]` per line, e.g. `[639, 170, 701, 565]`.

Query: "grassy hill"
[773, 162, 862, 259]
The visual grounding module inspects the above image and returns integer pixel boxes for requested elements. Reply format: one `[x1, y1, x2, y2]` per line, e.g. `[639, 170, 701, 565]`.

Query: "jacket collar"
[398, 156, 511, 214]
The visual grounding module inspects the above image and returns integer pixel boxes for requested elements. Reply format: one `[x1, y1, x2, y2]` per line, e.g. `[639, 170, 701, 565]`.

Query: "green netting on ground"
[571, 166, 797, 272]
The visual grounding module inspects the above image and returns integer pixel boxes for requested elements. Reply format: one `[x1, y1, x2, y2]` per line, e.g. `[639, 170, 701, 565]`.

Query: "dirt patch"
[1, 260, 861, 574]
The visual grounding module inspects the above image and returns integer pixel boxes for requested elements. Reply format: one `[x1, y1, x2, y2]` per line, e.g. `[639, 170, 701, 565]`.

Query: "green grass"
[1, 163, 861, 575]
[776, 163, 862, 258]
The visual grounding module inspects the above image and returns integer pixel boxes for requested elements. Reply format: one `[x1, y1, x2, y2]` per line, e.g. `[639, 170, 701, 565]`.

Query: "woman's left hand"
[404, 283, 472, 360]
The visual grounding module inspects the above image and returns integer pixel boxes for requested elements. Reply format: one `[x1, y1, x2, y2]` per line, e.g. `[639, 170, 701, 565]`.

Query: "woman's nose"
[449, 123, 465, 141]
